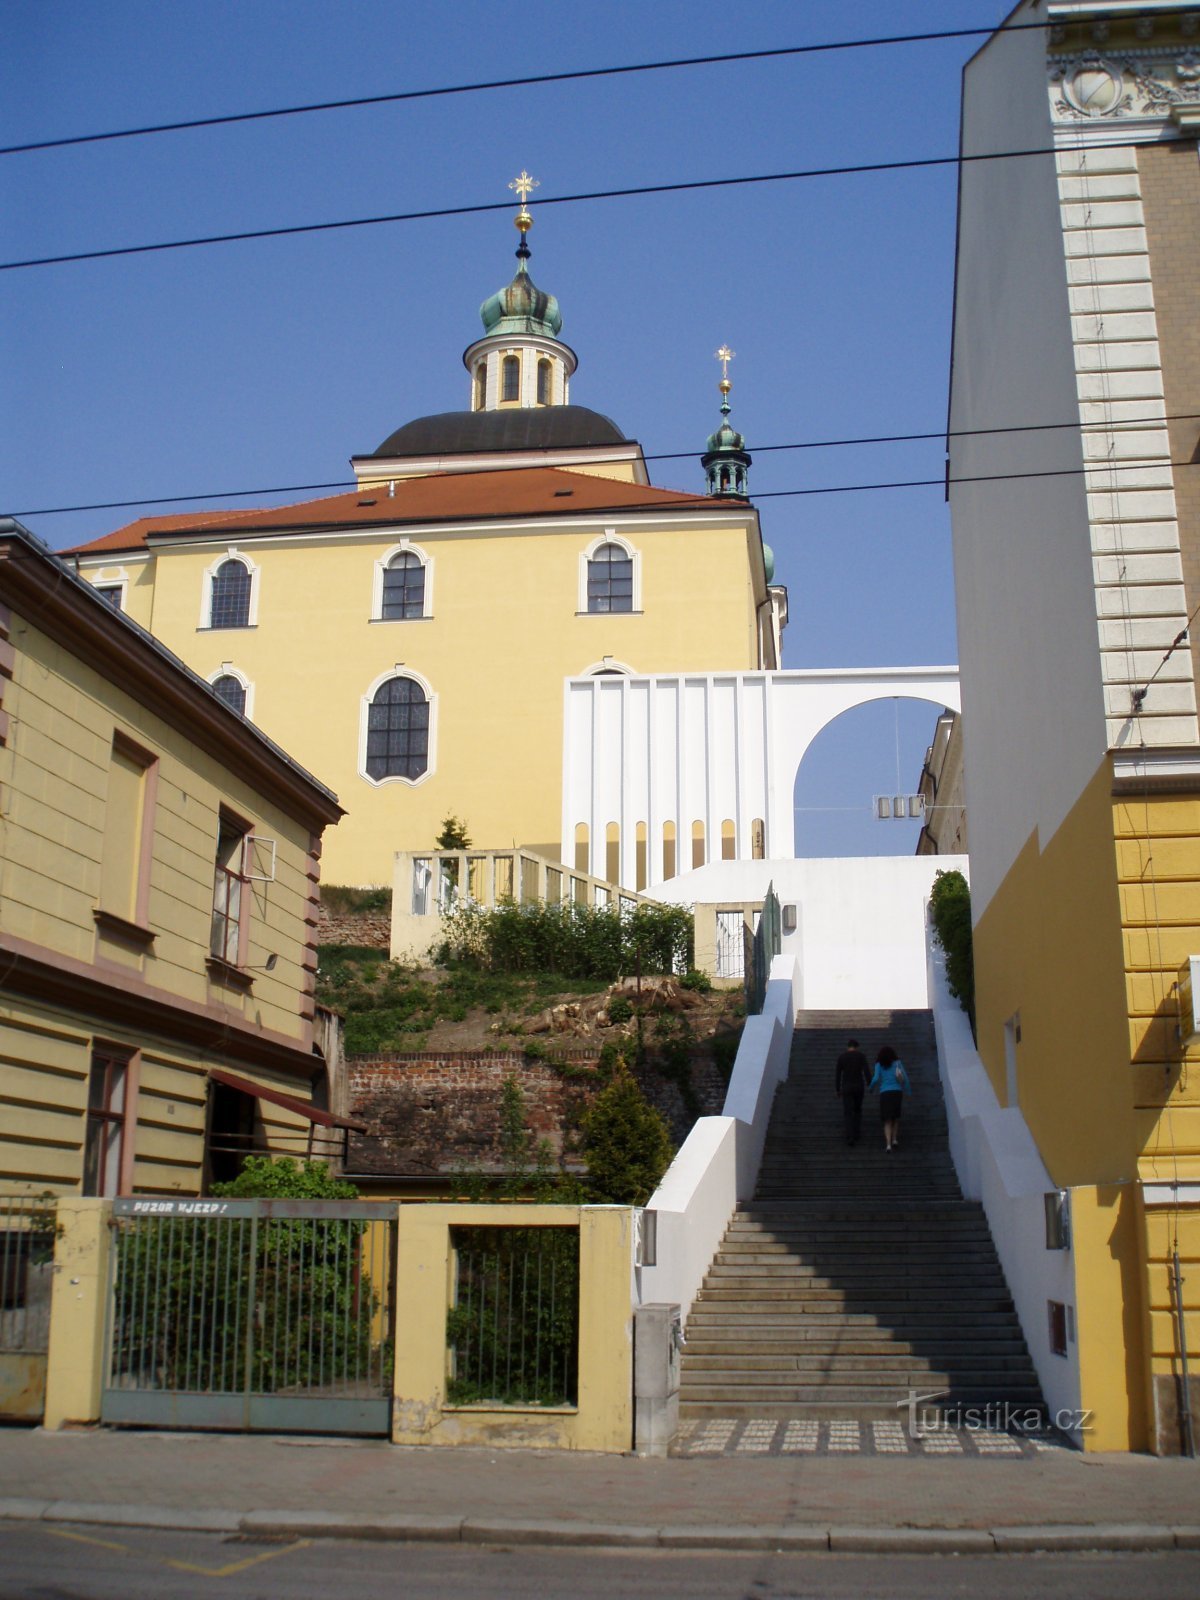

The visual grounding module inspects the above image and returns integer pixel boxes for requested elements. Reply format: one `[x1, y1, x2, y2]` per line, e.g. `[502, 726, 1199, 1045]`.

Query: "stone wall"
[317, 908, 391, 949]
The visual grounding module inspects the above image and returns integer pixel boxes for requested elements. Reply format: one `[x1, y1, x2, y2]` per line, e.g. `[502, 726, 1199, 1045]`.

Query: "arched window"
[365, 676, 429, 781]
[751, 818, 766, 860]
[662, 822, 676, 881]
[721, 819, 736, 860]
[209, 559, 252, 629]
[502, 355, 520, 403]
[381, 551, 425, 620]
[574, 822, 590, 874]
[692, 821, 706, 870]
[537, 359, 552, 405]
[212, 674, 247, 716]
[635, 822, 647, 891]
[473, 363, 486, 411]
[587, 543, 634, 614]
[605, 822, 620, 885]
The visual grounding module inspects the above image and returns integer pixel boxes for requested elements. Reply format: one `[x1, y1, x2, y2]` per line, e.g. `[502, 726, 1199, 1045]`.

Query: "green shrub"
[607, 996, 634, 1025]
[438, 899, 693, 981]
[680, 968, 712, 993]
[320, 885, 391, 916]
[930, 868, 975, 1031]
[580, 1059, 673, 1205]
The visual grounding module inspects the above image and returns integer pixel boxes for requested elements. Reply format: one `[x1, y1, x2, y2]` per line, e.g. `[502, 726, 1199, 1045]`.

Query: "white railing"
[636, 953, 799, 1326]
[926, 921, 1084, 1441]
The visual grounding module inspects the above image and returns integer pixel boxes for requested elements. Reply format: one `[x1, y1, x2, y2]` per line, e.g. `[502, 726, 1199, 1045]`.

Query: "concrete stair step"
[678, 1398, 1048, 1423]
[679, 1382, 1046, 1405]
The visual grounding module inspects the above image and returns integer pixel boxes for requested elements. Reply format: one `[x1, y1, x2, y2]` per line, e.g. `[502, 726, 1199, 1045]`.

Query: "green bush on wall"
[438, 899, 693, 982]
[929, 868, 975, 1032]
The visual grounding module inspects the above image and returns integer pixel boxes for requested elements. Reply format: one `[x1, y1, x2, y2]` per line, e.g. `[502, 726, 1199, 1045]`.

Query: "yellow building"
[66, 194, 785, 888]
[0, 517, 353, 1199]
[950, 1, 1200, 1451]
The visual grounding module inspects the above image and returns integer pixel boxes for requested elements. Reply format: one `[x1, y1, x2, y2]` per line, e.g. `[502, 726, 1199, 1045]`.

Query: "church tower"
[462, 171, 578, 412]
[701, 345, 752, 498]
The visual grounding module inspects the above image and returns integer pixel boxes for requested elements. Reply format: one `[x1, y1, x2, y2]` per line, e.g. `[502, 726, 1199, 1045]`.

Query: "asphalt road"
[3, 1523, 1200, 1600]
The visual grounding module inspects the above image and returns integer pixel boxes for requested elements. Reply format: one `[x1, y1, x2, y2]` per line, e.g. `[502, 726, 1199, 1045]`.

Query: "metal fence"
[103, 1197, 396, 1434]
[0, 1192, 57, 1422]
[745, 883, 782, 1016]
[447, 1226, 580, 1407]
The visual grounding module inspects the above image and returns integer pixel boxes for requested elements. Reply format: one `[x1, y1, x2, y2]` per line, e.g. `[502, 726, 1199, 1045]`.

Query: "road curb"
[2, 1501, 1199, 1554]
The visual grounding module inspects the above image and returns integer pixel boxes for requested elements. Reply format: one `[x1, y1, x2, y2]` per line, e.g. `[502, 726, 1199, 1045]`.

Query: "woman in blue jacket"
[869, 1044, 909, 1153]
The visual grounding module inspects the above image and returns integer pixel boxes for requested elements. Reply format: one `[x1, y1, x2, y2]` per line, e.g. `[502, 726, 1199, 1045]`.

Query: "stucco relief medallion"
[1052, 54, 1131, 117]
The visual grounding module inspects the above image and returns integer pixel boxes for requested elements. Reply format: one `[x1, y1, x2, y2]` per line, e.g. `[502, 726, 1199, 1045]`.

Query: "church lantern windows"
[501, 355, 520, 403]
[361, 670, 433, 785]
[473, 363, 486, 412]
[537, 358, 552, 405]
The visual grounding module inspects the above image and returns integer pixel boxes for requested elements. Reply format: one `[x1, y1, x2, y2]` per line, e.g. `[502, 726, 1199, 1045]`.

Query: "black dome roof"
[372, 405, 627, 458]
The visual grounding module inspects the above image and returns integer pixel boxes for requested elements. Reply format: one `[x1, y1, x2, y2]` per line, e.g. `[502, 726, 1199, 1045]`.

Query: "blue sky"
[2, 0, 1009, 857]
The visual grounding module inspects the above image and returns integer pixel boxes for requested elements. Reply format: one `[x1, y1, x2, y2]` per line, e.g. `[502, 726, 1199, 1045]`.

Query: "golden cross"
[509, 171, 539, 205]
[715, 345, 735, 382]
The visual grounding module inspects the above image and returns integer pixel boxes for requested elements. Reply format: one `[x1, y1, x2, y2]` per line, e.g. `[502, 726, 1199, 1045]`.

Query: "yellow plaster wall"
[92, 513, 763, 885]
[392, 1202, 634, 1452]
[0, 995, 319, 1195]
[2, 611, 316, 1040]
[1070, 1184, 1150, 1451]
[972, 761, 1135, 1186]
[43, 1197, 111, 1428]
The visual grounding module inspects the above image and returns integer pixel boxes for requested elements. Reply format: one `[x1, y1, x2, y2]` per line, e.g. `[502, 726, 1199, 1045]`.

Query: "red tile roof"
[67, 468, 739, 555]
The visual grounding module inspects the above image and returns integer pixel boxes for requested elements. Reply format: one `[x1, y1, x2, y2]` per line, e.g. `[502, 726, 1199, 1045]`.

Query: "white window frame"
[371, 540, 433, 621]
[579, 529, 641, 615]
[581, 657, 637, 677]
[200, 547, 260, 630]
[358, 666, 437, 788]
[208, 663, 255, 721]
[89, 567, 130, 611]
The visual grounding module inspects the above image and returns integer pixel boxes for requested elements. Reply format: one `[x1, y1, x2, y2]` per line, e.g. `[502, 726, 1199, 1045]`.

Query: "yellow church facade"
[69, 199, 783, 888]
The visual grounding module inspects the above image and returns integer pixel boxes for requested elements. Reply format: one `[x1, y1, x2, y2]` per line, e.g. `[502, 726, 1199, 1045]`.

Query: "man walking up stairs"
[678, 1010, 1046, 1451]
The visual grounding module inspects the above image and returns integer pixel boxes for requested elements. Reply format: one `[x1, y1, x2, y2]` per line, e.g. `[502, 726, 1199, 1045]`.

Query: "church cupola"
[702, 345, 751, 498]
[463, 172, 578, 412]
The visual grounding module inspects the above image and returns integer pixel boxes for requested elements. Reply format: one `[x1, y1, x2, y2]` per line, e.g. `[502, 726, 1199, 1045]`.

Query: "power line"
[0, 20, 1051, 159]
[0, 137, 1131, 274]
[15, 452, 1197, 524]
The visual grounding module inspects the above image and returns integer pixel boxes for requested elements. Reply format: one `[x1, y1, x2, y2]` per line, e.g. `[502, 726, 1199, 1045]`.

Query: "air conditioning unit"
[1178, 956, 1200, 1048]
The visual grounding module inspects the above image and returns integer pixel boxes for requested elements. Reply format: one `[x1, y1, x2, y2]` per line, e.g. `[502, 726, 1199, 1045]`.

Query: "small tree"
[212, 1154, 357, 1199]
[580, 1057, 673, 1205]
[436, 815, 472, 850]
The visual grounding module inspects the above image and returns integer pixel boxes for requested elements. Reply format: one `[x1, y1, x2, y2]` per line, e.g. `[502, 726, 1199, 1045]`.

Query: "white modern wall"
[563, 669, 959, 890]
[636, 954, 798, 1327]
[928, 923, 1085, 1442]
[654, 855, 967, 1011]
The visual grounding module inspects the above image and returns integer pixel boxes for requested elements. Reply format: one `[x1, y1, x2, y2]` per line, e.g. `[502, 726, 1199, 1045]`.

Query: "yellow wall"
[1, 612, 315, 1038]
[1070, 1184, 1150, 1451]
[392, 1202, 634, 1452]
[80, 510, 765, 885]
[1139, 1199, 1200, 1453]
[0, 996, 318, 1195]
[972, 761, 1135, 1186]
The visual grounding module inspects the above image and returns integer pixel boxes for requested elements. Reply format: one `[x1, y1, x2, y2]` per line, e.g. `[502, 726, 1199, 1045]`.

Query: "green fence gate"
[102, 1197, 396, 1435]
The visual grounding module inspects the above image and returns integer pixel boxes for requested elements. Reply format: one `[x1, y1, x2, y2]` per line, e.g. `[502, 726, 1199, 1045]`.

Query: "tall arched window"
[473, 363, 486, 411]
[605, 822, 620, 885]
[212, 674, 247, 716]
[587, 543, 634, 614]
[209, 559, 252, 629]
[381, 551, 425, 619]
[366, 677, 429, 781]
[501, 355, 520, 402]
[721, 819, 736, 861]
[662, 822, 676, 881]
[692, 821, 706, 870]
[537, 359, 552, 405]
[574, 822, 590, 874]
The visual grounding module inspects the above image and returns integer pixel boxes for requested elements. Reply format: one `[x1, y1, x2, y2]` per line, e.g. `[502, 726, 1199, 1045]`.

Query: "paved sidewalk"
[0, 1428, 1198, 1554]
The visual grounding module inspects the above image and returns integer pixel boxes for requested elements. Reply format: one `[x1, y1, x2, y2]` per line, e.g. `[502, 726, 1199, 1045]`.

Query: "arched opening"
[574, 822, 589, 874]
[635, 822, 647, 891]
[662, 821, 676, 881]
[501, 354, 520, 403]
[537, 358, 552, 405]
[605, 822, 620, 885]
[473, 363, 486, 411]
[691, 820, 705, 870]
[792, 696, 946, 857]
[751, 818, 765, 860]
[721, 819, 736, 861]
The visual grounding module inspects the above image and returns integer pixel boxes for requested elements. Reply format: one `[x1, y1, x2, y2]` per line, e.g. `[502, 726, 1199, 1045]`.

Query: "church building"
[68, 179, 786, 888]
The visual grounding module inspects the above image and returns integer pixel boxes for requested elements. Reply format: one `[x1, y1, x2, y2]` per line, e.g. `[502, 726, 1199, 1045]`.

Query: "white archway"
[562, 667, 960, 887]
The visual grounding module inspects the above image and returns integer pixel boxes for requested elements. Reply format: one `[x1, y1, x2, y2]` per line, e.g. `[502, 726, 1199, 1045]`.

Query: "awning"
[209, 1068, 367, 1133]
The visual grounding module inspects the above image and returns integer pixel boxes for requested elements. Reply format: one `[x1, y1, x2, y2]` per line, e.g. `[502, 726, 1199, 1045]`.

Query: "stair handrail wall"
[637, 954, 799, 1327]
[927, 917, 1085, 1442]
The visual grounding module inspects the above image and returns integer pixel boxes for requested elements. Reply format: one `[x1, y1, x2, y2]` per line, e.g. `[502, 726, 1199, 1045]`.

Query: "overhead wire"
[0, 137, 1148, 273]
[0, 18, 1057, 159]
[13, 449, 1199, 523]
